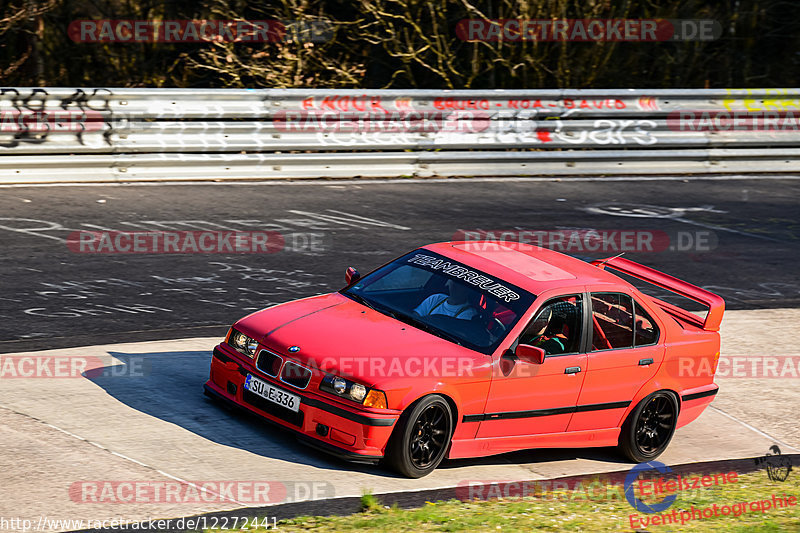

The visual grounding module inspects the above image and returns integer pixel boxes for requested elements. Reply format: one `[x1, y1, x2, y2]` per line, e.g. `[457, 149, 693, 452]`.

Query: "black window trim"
[588, 291, 662, 352]
[589, 291, 635, 353]
[633, 298, 661, 348]
[515, 293, 587, 359]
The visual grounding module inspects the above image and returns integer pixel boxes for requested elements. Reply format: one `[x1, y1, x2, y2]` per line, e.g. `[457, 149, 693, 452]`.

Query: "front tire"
[386, 395, 453, 478]
[619, 391, 678, 463]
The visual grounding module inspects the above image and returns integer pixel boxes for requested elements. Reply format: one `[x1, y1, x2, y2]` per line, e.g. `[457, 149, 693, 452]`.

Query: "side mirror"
[345, 266, 361, 285]
[515, 344, 545, 365]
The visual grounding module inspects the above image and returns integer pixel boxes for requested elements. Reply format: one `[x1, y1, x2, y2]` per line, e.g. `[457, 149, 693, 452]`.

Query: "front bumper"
[205, 345, 398, 463]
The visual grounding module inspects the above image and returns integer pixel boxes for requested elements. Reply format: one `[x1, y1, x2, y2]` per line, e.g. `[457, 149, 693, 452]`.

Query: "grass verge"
[208, 469, 799, 532]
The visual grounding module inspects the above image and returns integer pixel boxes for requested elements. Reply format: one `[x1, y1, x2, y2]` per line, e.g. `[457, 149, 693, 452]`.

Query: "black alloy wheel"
[619, 391, 678, 463]
[386, 394, 453, 478]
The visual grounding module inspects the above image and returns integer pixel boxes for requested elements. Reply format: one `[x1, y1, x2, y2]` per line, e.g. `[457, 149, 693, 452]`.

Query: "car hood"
[234, 292, 481, 385]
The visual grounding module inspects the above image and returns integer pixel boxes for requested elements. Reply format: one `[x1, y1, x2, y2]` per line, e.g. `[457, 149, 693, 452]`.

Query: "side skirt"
[447, 428, 621, 459]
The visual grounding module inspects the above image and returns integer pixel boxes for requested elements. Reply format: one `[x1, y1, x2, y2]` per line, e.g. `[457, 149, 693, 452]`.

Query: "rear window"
[634, 301, 660, 346]
[591, 292, 661, 350]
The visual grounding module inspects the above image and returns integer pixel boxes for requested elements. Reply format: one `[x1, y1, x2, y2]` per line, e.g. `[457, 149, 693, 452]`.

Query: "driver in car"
[413, 279, 479, 320]
[524, 302, 574, 355]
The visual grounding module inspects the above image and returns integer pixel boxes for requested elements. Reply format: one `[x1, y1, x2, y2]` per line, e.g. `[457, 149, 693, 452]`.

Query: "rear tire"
[386, 395, 453, 478]
[619, 391, 678, 463]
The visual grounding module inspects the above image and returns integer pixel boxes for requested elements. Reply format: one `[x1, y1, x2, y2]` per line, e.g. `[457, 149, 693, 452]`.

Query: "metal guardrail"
[1, 88, 799, 183]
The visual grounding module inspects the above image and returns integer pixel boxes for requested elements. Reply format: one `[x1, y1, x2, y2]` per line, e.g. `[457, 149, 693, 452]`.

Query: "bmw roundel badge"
[288, 346, 300, 353]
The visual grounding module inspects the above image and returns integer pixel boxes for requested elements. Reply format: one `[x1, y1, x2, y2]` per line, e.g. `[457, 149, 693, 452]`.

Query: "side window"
[591, 293, 634, 350]
[519, 295, 583, 355]
[634, 301, 660, 346]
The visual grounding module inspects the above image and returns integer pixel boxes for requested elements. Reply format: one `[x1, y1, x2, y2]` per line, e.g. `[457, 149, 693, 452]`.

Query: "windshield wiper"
[346, 292, 376, 311]
[346, 292, 408, 322]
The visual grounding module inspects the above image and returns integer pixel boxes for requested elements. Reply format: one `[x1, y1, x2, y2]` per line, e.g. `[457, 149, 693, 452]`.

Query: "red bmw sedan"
[205, 241, 724, 477]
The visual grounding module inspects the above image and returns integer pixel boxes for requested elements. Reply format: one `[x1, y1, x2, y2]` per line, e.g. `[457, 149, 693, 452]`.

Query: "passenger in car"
[413, 279, 480, 320]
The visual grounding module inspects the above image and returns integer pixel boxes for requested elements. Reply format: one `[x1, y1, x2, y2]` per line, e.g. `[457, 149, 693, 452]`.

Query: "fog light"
[316, 423, 329, 437]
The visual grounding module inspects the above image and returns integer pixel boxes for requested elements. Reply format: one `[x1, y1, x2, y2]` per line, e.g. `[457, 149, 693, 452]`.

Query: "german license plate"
[244, 374, 300, 412]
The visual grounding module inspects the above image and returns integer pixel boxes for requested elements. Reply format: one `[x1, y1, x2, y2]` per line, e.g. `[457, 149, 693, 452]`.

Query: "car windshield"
[341, 250, 535, 354]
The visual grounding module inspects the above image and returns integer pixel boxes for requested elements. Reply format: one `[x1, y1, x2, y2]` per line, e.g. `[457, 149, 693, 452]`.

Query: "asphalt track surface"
[0, 177, 798, 353]
[0, 177, 798, 531]
[0, 310, 797, 532]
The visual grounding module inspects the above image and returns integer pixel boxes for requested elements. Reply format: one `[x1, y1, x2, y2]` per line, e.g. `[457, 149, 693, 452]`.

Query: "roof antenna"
[595, 251, 626, 268]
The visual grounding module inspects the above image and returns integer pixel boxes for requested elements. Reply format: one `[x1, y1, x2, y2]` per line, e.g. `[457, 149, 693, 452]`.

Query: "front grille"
[281, 361, 312, 389]
[243, 389, 305, 427]
[255, 349, 282, 377]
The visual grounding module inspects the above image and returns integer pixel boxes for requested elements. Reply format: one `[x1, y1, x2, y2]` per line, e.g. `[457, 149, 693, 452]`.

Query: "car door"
[567, 291, 664, 432]
[476, 294, 587, 439]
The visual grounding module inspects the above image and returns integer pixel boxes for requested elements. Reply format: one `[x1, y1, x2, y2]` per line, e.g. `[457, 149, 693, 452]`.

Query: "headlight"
[332, 376, 347, 394]
[320, 373, 386, 408]
[349, 383, 367, 402]
[228, 328, 258, 358]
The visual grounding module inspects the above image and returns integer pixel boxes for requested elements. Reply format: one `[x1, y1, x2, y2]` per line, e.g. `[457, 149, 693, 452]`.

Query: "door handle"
[564, 366, 581, 374]
[639, 358, 654, 366]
